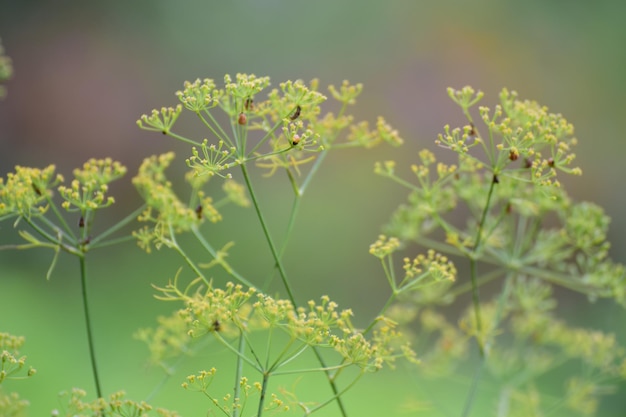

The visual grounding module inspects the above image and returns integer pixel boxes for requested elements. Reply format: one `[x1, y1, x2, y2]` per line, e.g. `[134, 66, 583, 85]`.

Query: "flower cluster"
[378, 88, 624, 305]
[346, 116, 404, 149]
[186, 139, 240, 179]
[136, 105, 182, 135]
[146, 279, 414, 372]
[53, 389, 180, 417]
[182, 370, 289, 416]
[0, 333, 36, 417]
[58, 158, 127, 212]
[134, 311, 193, 371]
[0, 165, 62, 219]
[0, 334, 36, 384]
[369, 234, 400, 259]
[138, 75, 404, 185]
[176, 78, 220, 113]
[132, 152, 246, 253]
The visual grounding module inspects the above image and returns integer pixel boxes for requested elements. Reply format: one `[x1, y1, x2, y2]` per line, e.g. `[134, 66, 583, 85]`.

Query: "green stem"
[463, 274, 514, 417]
[239, 164, 295, 302]
[300, 149, 328, 194]
[167, 224, 210, 287]
[196, 112, 231, 146]
[239, 163, 349, 417]
[447, 268, 503, 299]
[460, 356, 486, 417]
[167, 131, 203, 147]
[24, 217, 81, 256]
[306, 372, 364, 415]
[212, 331, 262, 371]
[78, 255, 102, 398]
[263, 194, 301, 292]
[87, 235, 136, 250]
[40, 199, 76, 242]
[469, 174, 498, 356]
[89, 204, 146, 247]
[144, 354, 187, 402]
[270, 343, 309, 372]
[232, 332, 246, 417]
[257, 372, 270, 417]
[190, 227, 254, 288]
[245, 117, 282, 157]
[272, 362, 350, 376]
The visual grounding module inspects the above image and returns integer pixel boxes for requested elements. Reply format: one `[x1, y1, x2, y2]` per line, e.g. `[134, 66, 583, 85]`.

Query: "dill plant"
[0, 67, 624, 417]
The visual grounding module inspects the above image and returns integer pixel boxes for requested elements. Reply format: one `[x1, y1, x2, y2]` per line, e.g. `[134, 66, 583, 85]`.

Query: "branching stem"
[239, 162, 349, 417]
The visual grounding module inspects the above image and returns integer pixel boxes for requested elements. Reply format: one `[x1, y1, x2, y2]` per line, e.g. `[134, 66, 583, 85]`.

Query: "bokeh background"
[2, 1, 626, 415]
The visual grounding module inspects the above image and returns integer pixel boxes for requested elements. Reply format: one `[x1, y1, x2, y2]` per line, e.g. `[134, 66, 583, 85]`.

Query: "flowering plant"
[1, 69, 624, 416]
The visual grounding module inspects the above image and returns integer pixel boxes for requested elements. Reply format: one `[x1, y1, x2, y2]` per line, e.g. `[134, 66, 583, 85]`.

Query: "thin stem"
[460, 357, 486, 417]
[89, 204, 146, 247]
[167, 223, 210, 287]
[362, 292, 397, 336]
[300, 150, 328, 194]
[245, 146, 293, 162]
[167, 131, 203, 147]
[232, 331, 246, 417]
[190, 226, 254, 288]
[203, 109, 233, 147]
[306, 372, 364, 415]
[273, 362, 352, 377]
[87, 235, 136, 249]
[239, 163, 349, 417]
[212, 332, 261, 371]
[256, 372, 270, 417]
[40, 199, 76, 242]
[270, 343, 310, 372]
[78, 255, 102, 398]
[461, 270, 515, 417]
[447, 268, 503, 299]
[196, 112, 231, 146]
[469, 175, 498, 356]
[246, 114, 292, 158]
[144, 354, 187, 402]
[239, 164, 296, 302]
[24, 217, 81, 256]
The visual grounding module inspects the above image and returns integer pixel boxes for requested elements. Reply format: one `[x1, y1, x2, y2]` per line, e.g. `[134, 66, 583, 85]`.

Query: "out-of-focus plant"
[374, 86, 626, 416]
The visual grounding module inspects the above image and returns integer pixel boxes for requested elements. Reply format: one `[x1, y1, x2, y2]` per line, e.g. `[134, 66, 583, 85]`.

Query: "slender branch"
[39, 201, 76, 242]
[78, 255, 102, 398]
[87, 235, 136, 249]
[167, 223, 210, 287]
[89, 204, 146, 247]
[196, 112, 231, 146]
[232, 332, 246, 417]
[306, 372, 364, 415]
[239, 163, 349, 417]
[167, 131, 203, 147]
[23, 217, 81, 256]
[256, 372, 270, 417]
[190, 226, 254, 288]
[239, 164, 296, 302]
[460, 356, 486, 417]
[469, 175, 498, 356]
[203, 109, 233, 147]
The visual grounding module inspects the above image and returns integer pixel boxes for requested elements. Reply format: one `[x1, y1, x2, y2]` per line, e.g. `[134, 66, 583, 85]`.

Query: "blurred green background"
[2, 1, 626, 415]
